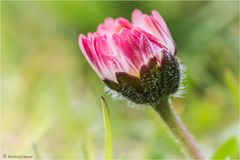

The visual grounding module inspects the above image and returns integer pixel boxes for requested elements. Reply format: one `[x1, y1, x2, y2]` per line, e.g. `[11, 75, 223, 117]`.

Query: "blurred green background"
[1, 1, 239, 159]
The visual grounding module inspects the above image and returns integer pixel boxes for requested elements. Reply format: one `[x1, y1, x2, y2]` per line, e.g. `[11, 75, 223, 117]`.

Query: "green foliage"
[212, 137, 239, 160]
[101, 97, 112, 160]
[224, 70, 239, 108]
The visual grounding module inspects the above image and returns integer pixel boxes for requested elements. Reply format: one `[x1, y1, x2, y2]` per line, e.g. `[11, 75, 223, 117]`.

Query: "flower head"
[79, 9, 180, 104]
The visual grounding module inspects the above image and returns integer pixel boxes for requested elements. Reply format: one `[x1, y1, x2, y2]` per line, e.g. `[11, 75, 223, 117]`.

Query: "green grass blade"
[82, 129, 94, 160]
[224, 70, 239, 108]
[32, 143, 41, 160]
[100, 96, 112, 160]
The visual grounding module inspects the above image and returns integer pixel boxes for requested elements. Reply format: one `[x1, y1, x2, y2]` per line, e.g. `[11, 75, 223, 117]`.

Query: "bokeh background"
[1, 1, 239, 159]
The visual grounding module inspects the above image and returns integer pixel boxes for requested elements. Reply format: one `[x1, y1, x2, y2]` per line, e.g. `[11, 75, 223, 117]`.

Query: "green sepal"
[147, 56, 158, 70]
[115, 72, 146, 104]
[140, 64, 158, 102]
[115, 72, 142, 90]
[103, 79, 121, 92]
[158, 53, 180, 95]
[103, 54, 180, 104]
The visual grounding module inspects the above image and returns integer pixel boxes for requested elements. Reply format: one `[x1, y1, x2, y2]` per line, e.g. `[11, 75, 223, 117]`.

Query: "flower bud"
[79, 9, 181, 104]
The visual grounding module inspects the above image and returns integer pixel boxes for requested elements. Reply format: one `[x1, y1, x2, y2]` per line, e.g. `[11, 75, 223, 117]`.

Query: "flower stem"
[152, 98, 205, 159]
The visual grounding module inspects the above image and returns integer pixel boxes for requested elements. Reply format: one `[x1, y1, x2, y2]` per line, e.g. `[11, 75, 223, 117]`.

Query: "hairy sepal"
[104, 55, 180, 104]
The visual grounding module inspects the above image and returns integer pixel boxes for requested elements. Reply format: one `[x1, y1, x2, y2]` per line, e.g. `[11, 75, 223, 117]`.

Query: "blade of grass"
[84, 129, 94, 160]
[224, 69, 239, 108]
[32, 143, 41, 160]
[100, 96, 112, 160]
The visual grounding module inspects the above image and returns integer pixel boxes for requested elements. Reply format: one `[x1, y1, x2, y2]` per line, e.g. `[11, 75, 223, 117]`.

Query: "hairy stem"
[152, 98, 204, 159]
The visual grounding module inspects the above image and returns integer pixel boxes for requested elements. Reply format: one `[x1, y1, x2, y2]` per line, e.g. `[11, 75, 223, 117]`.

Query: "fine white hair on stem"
[173, 60, 189, 98]
[104, 86, 123, 100]
[127, 101, 149, 110]
[104, 86, 148, 109]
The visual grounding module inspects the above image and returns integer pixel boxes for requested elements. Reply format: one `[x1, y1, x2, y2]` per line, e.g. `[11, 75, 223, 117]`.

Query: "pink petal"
[130, 30, 164, 64]
[99, 54, 122, 82]
[113, 28, 145, 71]
[151, 10, 171, 38]
[112, 34, 137, 73]
[78, 34, 104, 78]
[132, 9, 161, 39]
[127, 29, 152, 64]
[97, 17, 132, 37]
[131, 9, 144, 25]
[150, 11, 176, 54]
[139, 33, 156, 62]
[117, 17, 133, 30]
[93, 36, 124, 81]
[133, 28, 168, 52]
[131, 9, 176, 55]
[130, 28, 169, 64]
